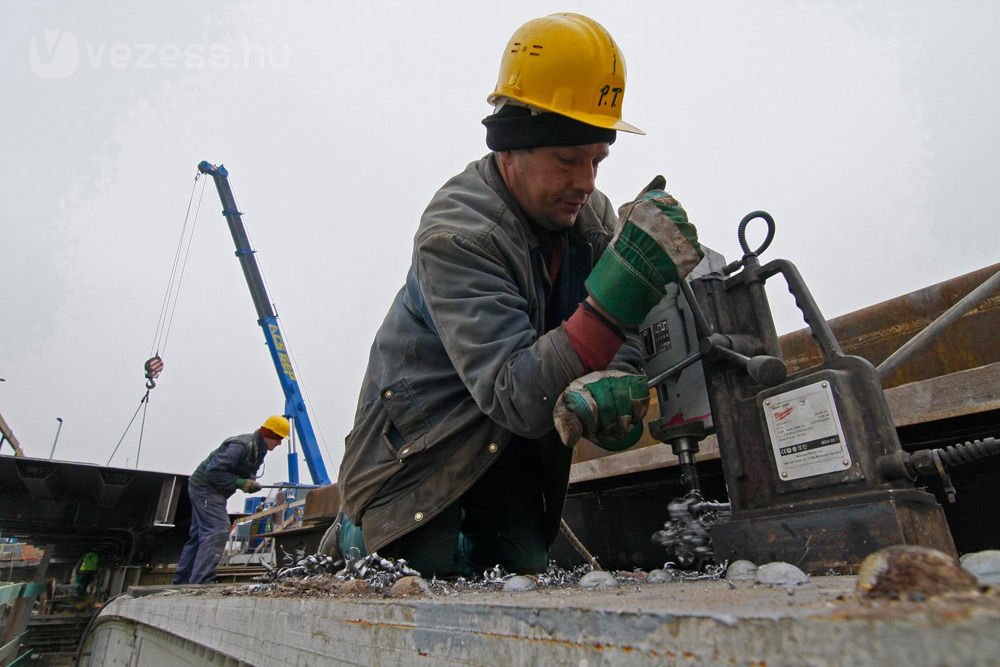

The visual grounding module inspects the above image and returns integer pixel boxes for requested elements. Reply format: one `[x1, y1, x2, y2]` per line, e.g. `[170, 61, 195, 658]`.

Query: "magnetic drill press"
[643, 212, 956, 573]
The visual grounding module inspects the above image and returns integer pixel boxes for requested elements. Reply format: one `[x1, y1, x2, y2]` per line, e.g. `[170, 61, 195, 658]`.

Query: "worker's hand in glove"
[553, 370, 650, 451]
[237, 478, 262, 493]
[586, 176, 703, 328]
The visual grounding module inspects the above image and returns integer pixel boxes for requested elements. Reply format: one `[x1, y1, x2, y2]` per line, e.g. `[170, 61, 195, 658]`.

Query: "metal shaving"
[656, 561, 728, 582]
[254, 549, 419, 591]
[233, 551, 606, 598]
[435, 562, 593, 595]
[536, 563, 593, 587]
[651, 490, 731, 571]
[200, 539, 723, 599]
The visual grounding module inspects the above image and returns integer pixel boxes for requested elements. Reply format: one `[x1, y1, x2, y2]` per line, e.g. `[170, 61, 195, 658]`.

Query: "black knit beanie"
[482, 104, 617, 151]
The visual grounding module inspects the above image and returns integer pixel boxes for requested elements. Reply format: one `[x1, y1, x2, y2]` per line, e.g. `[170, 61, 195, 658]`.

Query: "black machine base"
[710, 488, 956, 574]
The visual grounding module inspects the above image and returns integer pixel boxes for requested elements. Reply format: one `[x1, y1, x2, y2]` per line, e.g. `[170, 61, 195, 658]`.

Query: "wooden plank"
[884, 361, 1000, 427]
[233, 499, 305, 524]
[279, 509, 302, 530]
[570, 437, 719, 484]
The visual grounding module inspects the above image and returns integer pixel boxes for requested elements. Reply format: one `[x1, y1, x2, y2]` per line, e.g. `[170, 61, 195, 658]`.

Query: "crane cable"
[150, 172, 207, 363]
[107, 172, 207, 467]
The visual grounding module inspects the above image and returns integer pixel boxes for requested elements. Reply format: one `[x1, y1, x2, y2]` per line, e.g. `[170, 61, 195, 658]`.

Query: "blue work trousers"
[173, 482, 231, 584]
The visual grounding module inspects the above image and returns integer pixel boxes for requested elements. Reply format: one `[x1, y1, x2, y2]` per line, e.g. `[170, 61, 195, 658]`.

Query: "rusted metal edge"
[877, 269, 1000, 380]
[781, 263, 1000, 388]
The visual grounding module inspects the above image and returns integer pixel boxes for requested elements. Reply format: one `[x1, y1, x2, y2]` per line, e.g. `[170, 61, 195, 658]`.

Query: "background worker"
[173, 415, 289, 584]
[75, 550, 99, 597]
[335, 13, 702, 577]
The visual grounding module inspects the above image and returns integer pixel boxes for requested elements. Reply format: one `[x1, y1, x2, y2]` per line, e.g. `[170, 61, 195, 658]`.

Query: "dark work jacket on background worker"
[339, 154, 644, 559]
[189, 432, 267, 493]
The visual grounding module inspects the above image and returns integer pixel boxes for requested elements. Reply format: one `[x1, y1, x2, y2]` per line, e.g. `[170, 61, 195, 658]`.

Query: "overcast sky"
[2, 2, 997, 497]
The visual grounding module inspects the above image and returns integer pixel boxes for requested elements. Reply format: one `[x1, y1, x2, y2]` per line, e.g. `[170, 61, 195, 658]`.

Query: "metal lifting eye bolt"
[647, 211, 786, 389]
[722, 210, 776, 276]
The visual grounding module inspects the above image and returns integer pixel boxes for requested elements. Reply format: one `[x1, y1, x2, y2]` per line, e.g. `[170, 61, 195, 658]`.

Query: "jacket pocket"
[379, 379, 430, 460]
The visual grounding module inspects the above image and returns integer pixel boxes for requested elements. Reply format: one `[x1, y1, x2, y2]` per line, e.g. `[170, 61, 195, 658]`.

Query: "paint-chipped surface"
[81, 576, 1000, 666]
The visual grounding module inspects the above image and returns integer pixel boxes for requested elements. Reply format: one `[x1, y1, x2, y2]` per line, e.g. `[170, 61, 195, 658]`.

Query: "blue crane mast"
[197, 161, 331, 486]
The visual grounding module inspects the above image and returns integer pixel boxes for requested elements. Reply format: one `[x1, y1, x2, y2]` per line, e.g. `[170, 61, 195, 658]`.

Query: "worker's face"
[263, 435, 282, 451]
[497, 144, 610, 231]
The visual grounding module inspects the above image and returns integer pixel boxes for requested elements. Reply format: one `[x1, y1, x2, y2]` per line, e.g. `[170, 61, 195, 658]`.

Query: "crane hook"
[144, 355, 164, 389]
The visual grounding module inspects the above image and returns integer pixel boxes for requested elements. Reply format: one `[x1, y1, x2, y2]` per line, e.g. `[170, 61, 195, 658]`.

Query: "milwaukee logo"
[774, 407, 794, 421]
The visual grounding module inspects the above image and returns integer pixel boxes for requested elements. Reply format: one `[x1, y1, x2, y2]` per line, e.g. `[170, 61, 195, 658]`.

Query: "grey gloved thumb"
[636, 175, 666, 198]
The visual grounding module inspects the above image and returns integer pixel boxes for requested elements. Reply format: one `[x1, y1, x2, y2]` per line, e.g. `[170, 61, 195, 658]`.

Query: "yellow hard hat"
[261, 415, 290, 439]
[488, 13, 643, 135]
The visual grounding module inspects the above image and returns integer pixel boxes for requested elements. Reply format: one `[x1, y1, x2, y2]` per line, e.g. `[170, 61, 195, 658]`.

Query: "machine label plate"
[763, 381, 851, 481]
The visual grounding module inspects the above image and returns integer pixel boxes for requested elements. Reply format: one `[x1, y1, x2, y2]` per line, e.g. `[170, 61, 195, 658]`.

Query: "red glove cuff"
[564, 302, 625, 372]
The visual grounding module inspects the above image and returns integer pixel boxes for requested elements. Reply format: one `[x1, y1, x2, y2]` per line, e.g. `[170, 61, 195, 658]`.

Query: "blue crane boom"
[197, 161, 331, 486]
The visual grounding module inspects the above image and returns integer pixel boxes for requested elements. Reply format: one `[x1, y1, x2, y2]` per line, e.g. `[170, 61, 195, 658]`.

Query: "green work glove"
[237, 478, 262, 493]
[553, 370, 650, 451]
[586, 176, 703, 328]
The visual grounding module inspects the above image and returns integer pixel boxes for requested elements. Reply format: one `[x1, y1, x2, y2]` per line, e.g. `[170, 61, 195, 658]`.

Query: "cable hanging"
[107, 170, 206, 468]
[149, 173, 207, 362]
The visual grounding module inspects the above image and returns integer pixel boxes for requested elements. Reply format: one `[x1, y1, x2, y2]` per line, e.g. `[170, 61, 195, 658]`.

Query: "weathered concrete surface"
[79, 576, 1000, 666]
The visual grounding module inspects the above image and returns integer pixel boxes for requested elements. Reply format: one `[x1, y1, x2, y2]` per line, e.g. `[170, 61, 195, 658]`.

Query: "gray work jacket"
[339, 154, 643, 553]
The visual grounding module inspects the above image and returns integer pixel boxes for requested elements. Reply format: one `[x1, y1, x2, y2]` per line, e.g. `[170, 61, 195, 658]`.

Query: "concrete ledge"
[80, 577, 1000, 666]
